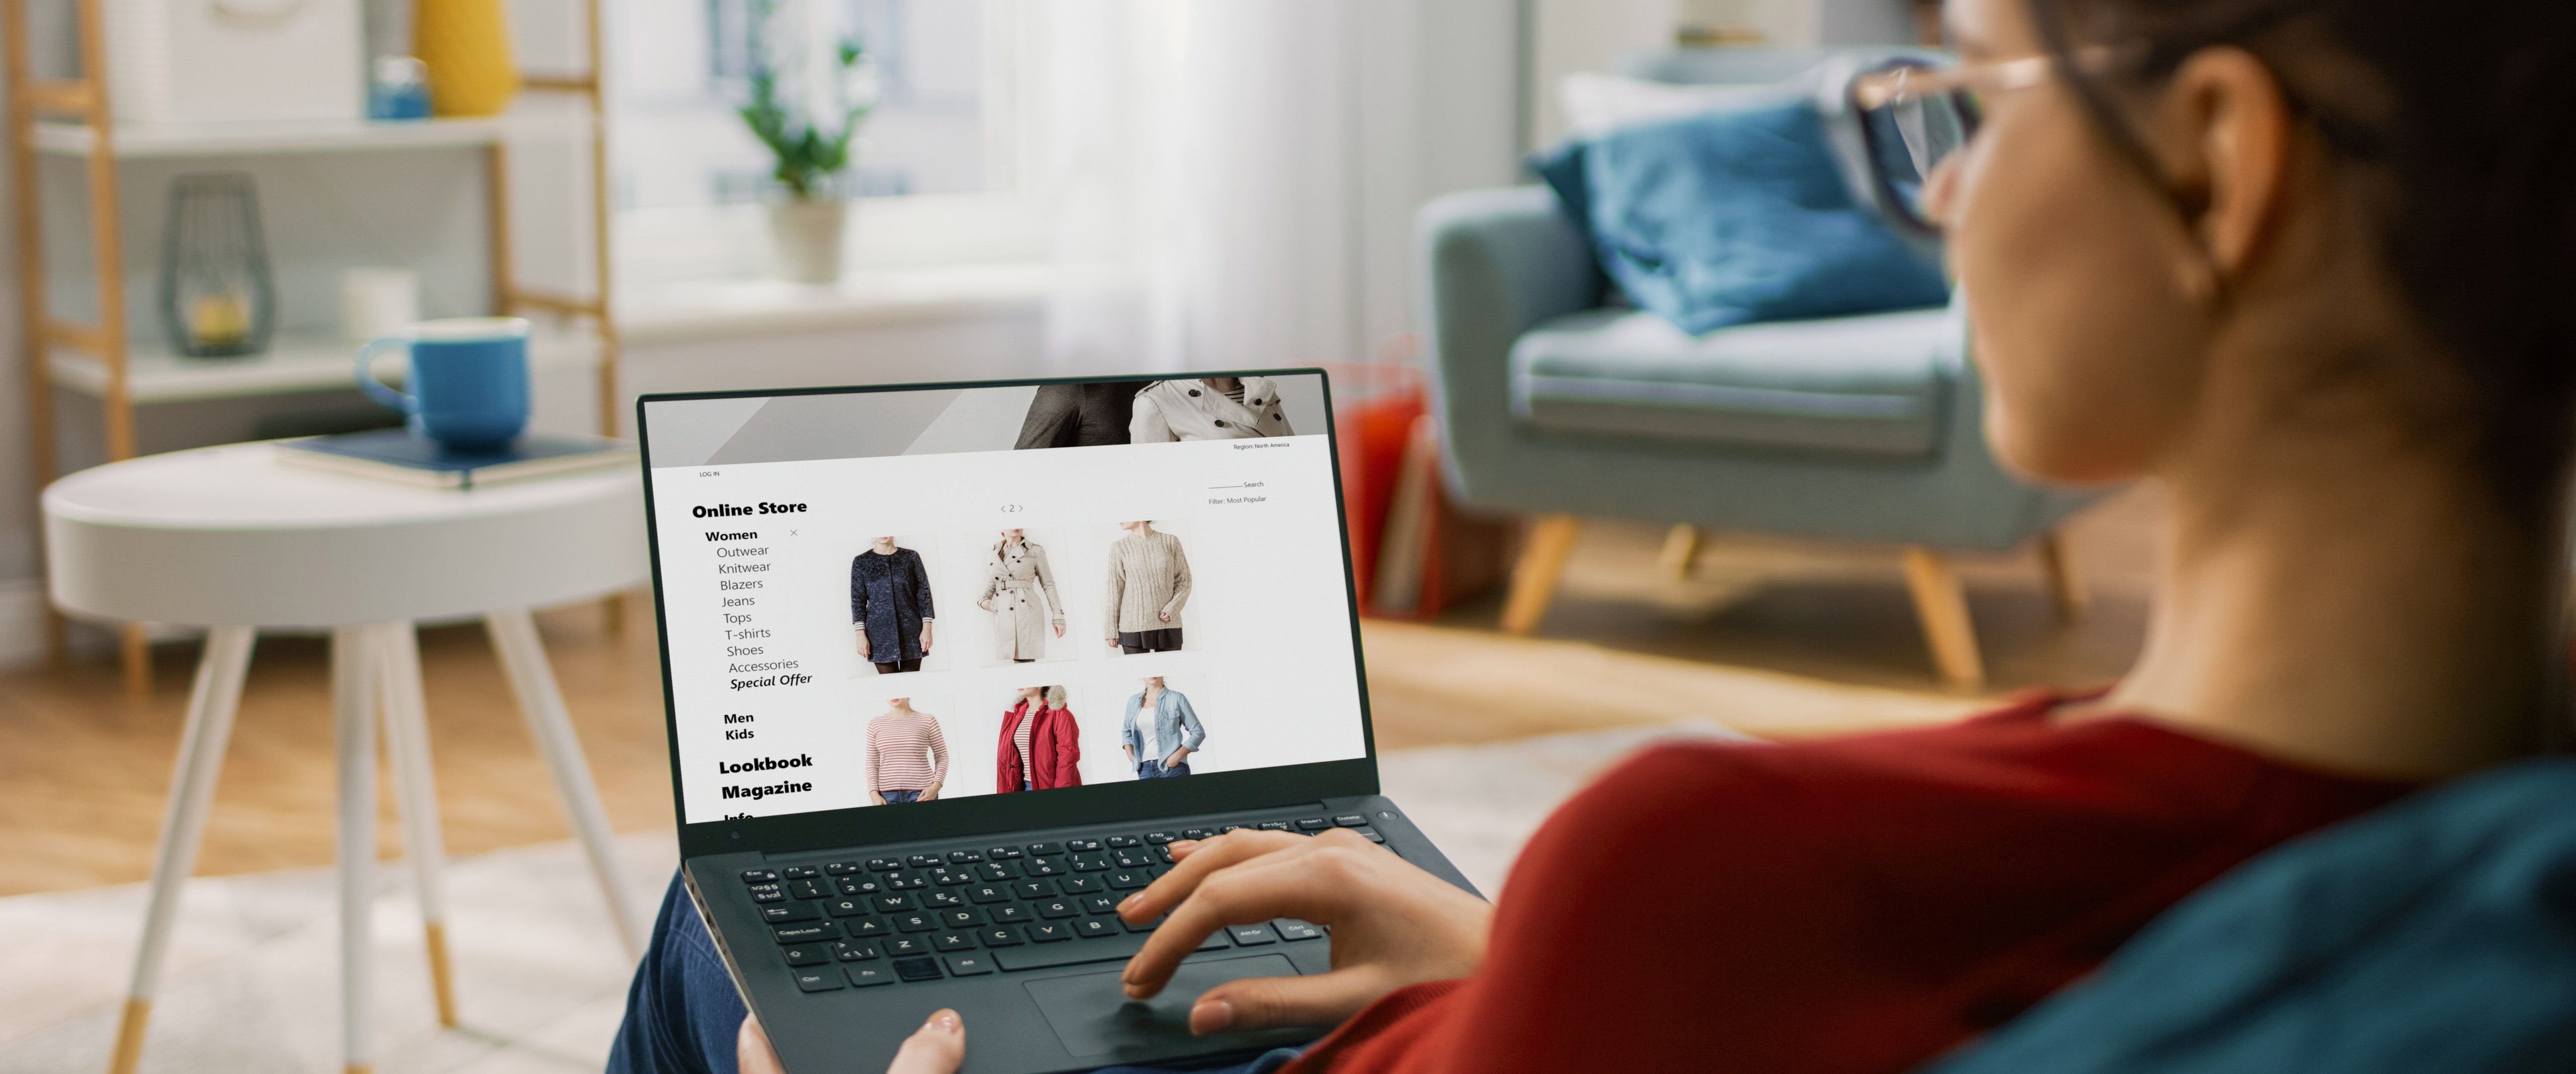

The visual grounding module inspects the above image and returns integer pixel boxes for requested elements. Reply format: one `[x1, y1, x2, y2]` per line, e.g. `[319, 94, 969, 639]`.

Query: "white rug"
[0, 723, 1753, 1073]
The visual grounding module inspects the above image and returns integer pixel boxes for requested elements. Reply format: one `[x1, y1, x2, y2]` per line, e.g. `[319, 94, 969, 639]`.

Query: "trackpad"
[1024, 953, 1308, 1060]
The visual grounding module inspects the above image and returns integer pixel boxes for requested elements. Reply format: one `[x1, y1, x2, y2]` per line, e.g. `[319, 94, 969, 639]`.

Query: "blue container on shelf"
[368, 56, 433, 122]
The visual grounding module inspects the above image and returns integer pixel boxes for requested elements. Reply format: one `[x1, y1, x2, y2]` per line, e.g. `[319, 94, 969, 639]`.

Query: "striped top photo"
[866, 710, 948, 794]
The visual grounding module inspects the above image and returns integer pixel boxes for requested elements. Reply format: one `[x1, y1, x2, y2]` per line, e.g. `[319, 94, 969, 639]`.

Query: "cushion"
[1511, 304, 1952, 458]
[1559, 72, 1794, 139]
[1582, 98, 1951, 333]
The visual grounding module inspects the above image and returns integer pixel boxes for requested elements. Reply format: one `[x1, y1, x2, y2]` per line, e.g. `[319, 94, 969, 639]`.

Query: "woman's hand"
[1162, 746, 1191, 769]
[1054, 622, 1066, 638]
[978, 597, 995, 612]
[1116, 829, 1490, 1034]
[856, 630, 872, 661]
[1106, 634, 1121, 650]
[919, 623, 934, 654]
[739, 1010, 963, 1074]
[920, 783, 942, 802]
[1158, 610, 1171, 623]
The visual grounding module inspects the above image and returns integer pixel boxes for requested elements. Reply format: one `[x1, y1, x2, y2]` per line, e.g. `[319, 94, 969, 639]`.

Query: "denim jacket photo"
[1121, 688, 1206, 767]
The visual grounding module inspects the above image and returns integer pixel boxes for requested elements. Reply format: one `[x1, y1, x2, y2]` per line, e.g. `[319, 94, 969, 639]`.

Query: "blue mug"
[356, 317, 531, 450]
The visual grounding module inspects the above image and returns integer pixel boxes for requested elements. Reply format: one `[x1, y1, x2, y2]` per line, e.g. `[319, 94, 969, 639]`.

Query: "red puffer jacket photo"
[996, 699, 1082, 792]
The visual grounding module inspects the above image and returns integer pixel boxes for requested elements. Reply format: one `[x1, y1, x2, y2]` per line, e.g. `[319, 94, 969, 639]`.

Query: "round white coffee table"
[44, 441, 650, 1074]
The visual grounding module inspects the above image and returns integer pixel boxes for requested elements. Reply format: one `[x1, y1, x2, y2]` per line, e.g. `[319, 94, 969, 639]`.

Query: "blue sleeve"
[850, 556, 866, 625]
[909, 549, 935, 619]
[1175, 692, 1205, 750]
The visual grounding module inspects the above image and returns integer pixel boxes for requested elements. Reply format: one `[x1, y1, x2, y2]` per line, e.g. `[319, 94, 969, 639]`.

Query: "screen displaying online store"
[643, 374, 1367, 824]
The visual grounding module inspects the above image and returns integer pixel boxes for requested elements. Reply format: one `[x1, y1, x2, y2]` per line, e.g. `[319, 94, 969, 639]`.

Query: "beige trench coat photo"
[978, 539, 1065, 661]
[1128, 376, 1297, 442]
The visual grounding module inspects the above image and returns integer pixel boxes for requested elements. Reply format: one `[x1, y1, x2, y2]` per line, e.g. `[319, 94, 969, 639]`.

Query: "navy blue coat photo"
[850, 546, 935, 664]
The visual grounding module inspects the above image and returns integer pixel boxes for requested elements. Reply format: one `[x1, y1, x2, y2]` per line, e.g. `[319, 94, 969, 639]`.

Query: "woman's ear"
[2160, 46, 2296, 287]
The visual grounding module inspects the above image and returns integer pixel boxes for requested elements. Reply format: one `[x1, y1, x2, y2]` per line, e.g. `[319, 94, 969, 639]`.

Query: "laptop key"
[823, 898, 868, 917]
[894, 957, 943, 982]
[1155, 846, 1176, 864]
[783, 866, 821, 880]
[1081, 894, 1119, 914]
[947, 850, 984, 864]
[1069, 854, 1110, 872]
[980, 926, 1025, 947]
[873, 894, 916, 913]
[993, 929, 1223, 972]
[1067, 838, 1103, 852]
[886, 936, 933, 957]
[908, 855, 941, 869]
[1059, 876, 1099, 895]
[941, 909, 983, 928]
[788, 878, 831, 899]
[1023, 860, 1065, 878]
[1221, 825, 1247, 834]
[1122, 915, 1160, 933]
[1035, 899, 1078, 919]
[1182, 829, 1213, 840]
[762, 902, 820, 924]
[1273, 919, 1325, 941]
[1333, 815, 1367, 828]
[923, 891, 964, 909]
[748, 885, 786, 903]
[847, 964, 894, 987]
[1026, 842, 1063, 856]
[946, 954, 994, 976]
[834, 941, 881, 961]
[837, 878, 882, 897]
[991, 905, 1031, 924]
[782, 945, 832, 966]
[934, 933, 977, 952]
[1296, 818, 1330, 831]
[1027, 922, 1073, 943]
[986, 846, 1025, 860]
[825, 861, 861, 876]
[868, 858, 902, 872]
[977, 863, 1014, 882]
[1258, 822, 1291, 832]
[894, 913, 937, 933]
[1228, 924, 1278, 946]
[742, 870, 780, 884]
[774, 923, 839, 945]
[967, 885, 1011, 904]
[794, 970, 843, 992]
[1075, 918, 1119, 939]
[1145, 831, 1176, 845]
[1105, 871, 1150, 891]
[1356, 830, 1386, 843]
[845, 918, 890, 939]
[1105, 835, 1140, 849]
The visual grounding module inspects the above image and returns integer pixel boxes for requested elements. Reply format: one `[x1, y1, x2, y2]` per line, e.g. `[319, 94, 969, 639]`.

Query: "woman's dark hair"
[2028, 0, 2576, 522]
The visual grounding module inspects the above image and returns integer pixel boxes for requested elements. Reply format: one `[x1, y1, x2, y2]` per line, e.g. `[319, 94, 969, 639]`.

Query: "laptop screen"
[638, 372, 1369, 829]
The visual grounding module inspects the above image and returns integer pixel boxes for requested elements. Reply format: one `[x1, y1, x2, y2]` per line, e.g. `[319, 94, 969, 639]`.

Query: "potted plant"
[739, 6, 874, 285]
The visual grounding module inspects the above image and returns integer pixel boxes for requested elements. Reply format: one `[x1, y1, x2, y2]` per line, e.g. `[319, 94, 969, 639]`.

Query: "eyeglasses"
[1850, 46, 2130, 233]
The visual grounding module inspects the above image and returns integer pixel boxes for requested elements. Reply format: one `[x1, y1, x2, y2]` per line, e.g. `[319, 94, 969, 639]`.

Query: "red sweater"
[1284, 695, 2414, 1074]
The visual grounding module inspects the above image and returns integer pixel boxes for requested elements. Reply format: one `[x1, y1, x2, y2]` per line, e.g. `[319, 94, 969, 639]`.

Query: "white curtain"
[1026, 0, 1366, 375]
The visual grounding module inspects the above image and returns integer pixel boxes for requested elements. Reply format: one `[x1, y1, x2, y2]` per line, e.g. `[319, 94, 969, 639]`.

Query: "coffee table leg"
[333, 624, 382, 1074]
[484, 607, 644, 958]
[378, 621, 457, 1027]
[108, 626, 256, 1074]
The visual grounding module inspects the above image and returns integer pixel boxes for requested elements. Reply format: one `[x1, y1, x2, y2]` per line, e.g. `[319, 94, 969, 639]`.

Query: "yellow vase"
[413, 0, 521, 117]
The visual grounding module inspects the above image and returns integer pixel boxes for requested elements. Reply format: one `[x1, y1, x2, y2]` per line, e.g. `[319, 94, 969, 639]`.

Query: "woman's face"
[1142, 676, 1164, 688]
[1019, 686, 1042, 700]
[1931, 0, 2216, 485]
[1003, 528, 1022, 542]
[875, 535, 897, 546]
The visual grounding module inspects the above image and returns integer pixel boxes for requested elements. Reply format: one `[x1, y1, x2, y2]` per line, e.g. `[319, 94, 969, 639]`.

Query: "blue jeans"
[608, 872, 1307, 1074]
[1139, 760, 1191, 779]
[881, 789, 922, 804]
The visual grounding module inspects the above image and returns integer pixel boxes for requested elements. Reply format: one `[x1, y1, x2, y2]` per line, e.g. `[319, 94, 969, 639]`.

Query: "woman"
[996, 685, 1081, 793]
[850, 536, 934, 673]
[863, 699, 945, 806]
[1122, 676, 1204, 779]
[647, 0, 2576, 1068]
[1103, 521, 1191, 654]
[977, 529, 1066, 663]
[1130, 376, 1296, 443]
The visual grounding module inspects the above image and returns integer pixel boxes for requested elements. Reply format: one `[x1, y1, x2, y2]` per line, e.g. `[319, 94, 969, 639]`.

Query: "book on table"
[274, 428, 636, 490]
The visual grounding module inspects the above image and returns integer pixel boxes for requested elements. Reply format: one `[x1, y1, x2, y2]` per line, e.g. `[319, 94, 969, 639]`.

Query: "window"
[611, 0, 1034, 284]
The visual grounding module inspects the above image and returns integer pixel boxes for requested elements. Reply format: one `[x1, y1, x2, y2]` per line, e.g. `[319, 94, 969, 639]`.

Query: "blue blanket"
[1537, 98, 1949, 334]
[1918, 758, 2576, 1074]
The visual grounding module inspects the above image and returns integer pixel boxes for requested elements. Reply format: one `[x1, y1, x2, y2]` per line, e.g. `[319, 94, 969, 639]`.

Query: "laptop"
[635, 370, 1478, 1073]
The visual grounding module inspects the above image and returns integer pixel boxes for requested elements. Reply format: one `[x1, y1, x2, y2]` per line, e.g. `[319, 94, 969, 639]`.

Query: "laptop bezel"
[635, 368, 1382, 861]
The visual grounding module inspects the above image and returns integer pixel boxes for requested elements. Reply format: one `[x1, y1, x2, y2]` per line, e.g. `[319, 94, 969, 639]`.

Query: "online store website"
[642, 374, 1368, 824]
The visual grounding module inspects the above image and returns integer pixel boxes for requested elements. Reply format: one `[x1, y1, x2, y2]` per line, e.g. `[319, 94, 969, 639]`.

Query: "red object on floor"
[1281, 694, 2417, 1074]
[1327, 360, 1513, 619]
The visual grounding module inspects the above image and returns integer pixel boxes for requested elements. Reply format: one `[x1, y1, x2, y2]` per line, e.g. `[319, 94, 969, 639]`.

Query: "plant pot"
[767, 198, 850, 285]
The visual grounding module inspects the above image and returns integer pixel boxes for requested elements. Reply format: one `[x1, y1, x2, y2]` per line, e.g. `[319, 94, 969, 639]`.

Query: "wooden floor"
[0, 487, 2161, 897]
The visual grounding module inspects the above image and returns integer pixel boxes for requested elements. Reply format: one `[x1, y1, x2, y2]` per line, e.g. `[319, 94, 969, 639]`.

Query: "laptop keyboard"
[738, 812, 1381, 992]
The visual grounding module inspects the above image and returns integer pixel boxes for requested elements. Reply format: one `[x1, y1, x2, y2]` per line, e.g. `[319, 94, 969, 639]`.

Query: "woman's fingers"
[738, 1014, 786, 1074]
[885, 1009, 965, 1074]
[1120, 831, 1310, 923]
[1121, 851, 1355, 998]
[1188, 966, 1397, 1034]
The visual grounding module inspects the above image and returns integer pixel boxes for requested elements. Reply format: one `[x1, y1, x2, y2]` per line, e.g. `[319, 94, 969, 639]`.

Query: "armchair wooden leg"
[1901, 546, 1986, 691]
[1500, 514, 1583, 636]
[1658, 524, 1701, 579]
[2038, 530, 2090, 623]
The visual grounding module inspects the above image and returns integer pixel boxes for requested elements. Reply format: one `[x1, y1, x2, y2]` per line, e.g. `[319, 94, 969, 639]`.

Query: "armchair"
[1419, 51, 2097, 690]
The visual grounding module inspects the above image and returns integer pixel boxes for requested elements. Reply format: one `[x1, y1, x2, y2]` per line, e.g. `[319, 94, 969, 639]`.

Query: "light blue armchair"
[1420, 49, 2097, 690]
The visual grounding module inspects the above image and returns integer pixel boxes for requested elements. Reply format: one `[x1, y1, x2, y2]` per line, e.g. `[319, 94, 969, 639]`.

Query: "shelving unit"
[4, 0, 619, 690]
